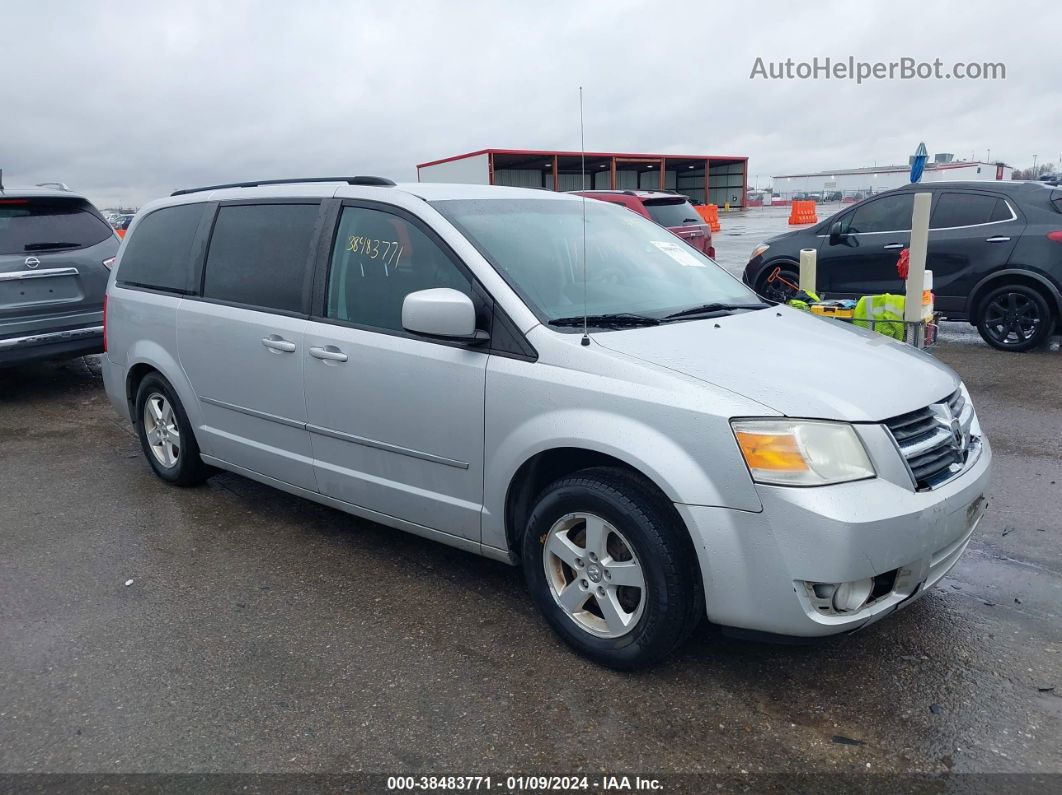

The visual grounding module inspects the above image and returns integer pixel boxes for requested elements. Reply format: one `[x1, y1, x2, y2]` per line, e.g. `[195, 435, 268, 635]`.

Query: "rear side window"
[202, 203, 319, 313]
[0, 199, 113, 255]
[931, 192, 1012, 229]
[117, 203, 205, 293]
[846, 193, 914, 233]
[643, 199, 702, 227]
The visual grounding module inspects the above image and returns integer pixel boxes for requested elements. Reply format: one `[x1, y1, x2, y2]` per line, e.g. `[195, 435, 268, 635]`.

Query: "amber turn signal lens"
[734, 431, 809, 472]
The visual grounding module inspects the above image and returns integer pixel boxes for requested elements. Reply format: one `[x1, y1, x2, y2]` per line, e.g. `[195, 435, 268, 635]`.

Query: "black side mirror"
[829, 221, 846, 241]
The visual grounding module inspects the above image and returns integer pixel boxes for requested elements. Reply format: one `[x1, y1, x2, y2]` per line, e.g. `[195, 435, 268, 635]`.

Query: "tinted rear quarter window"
[117, 203, 206, 293]
[931, 192, 1011, 228]
[202, 203, 319, 313]
[643, 199, 702, 227]
[0, 199, 113, 255]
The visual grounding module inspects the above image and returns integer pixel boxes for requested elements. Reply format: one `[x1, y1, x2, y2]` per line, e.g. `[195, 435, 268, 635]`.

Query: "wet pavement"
[1, 253, 1060, 777]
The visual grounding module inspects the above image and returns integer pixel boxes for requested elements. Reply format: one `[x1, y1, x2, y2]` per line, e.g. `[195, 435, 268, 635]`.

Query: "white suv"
[102, 177, 991, 669]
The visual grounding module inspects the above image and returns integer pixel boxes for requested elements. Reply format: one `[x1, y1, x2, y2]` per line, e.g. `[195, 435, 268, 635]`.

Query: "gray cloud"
[2, 0, 1059, 208]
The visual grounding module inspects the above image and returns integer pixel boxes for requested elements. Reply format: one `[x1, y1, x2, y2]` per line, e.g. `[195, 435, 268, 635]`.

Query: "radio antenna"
[579, 86, 590, 347]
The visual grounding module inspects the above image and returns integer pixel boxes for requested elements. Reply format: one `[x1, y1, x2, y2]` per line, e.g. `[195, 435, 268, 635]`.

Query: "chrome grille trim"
[884, 390, 977, 490]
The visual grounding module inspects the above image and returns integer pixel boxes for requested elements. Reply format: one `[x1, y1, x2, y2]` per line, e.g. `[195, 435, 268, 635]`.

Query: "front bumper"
[677, 435, 992, 637]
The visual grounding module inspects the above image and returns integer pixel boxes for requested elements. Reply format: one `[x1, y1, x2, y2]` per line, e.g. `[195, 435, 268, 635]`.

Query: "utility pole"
[1033, 154, 1038, 176]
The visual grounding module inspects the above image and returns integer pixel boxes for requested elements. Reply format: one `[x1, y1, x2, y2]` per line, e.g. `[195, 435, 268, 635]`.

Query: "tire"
[975, 284, 1056, 352]
[757, 264, 799, 304]
[521, 466, 704, 670]
[134, 373, 210, 486]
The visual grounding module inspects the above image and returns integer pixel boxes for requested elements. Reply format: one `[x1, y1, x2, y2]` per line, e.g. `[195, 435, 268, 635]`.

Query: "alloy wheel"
[983, 291, 1042, 346]
[143, 392, 181, 468]
[542, 512, 646, 638]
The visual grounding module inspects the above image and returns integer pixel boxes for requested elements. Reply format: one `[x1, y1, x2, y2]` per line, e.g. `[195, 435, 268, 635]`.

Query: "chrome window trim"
[815, 198, 1018, 237]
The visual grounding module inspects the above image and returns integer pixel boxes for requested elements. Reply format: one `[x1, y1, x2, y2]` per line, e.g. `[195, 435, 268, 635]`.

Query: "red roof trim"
[416, 148, 748, 169]
[415, 149, 493, 169]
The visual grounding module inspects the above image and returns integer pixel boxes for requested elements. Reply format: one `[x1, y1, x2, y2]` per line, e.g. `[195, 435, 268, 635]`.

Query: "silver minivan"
[102, 177, 991, 669]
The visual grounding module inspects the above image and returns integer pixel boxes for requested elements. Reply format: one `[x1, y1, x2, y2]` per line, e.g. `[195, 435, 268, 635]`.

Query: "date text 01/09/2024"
[385, 775, 664, 791]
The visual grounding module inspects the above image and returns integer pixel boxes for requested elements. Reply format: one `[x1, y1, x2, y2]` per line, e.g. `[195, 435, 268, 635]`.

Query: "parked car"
[0, 184, 119, 367]
[744, 181, 1062, 351]
[103, 177, 990, 669]
[113, 213, 136, 238]
[570, 190, 715, 258]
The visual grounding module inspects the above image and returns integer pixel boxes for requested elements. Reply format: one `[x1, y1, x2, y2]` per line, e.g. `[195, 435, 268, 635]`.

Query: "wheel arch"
[753, 257, 800, 294]
[966, 268, 1062, 325]
[502, 447, 693, 566]
[121, 341, 205, 447]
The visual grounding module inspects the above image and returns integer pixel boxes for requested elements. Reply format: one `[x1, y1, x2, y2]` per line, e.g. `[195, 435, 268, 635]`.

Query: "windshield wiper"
[24, 242, 80, 251]
[664, 302, 769, 320]
[548, 313, 661, 328]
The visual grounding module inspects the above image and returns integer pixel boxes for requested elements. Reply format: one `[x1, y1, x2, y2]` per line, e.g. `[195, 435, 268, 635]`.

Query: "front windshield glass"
[432, 198, 759, 324]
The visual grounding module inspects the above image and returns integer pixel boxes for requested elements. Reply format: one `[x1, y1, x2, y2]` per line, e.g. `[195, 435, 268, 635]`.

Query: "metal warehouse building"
[772, 158, 1013, 200]
[417, 148, 749, 207]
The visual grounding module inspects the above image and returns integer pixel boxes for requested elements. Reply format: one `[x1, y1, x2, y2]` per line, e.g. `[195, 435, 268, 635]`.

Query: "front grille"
[884, 390, 976, 490]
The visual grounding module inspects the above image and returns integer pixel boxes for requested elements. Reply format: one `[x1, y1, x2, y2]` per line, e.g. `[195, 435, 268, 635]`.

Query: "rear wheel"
[522, 467, 703, 670]
[757, 264, 799, 304]
[975, 284, 1055, 352]
[134, 373, 210, 486]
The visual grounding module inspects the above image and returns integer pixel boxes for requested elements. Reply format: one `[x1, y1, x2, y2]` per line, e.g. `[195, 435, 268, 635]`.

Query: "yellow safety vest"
[853, 294, 906, 340]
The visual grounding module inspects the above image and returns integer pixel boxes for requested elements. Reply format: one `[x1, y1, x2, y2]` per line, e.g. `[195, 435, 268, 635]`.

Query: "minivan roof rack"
[35, 182, 71, 191]
[170, 175, 396, 197]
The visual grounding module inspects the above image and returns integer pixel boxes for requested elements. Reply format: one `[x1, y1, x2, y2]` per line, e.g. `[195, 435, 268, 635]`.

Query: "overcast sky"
[3, 0, 1059, 207]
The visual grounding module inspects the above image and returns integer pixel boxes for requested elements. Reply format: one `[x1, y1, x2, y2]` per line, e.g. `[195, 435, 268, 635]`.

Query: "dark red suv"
[571, 190, 715, 258]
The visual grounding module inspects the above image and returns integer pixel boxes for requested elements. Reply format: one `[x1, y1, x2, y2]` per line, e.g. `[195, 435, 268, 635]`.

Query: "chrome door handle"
[986, 236, 1011, 243]
[262, 335, 296, 353]
[883, 243, 906, 250]
[309, 345, 348, 363]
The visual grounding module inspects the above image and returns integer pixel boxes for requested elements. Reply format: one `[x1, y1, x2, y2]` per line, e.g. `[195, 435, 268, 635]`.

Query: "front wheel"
[975, 284, 1055, 352]
[522, 467, 703, 670]
[757, 265, 799, 304]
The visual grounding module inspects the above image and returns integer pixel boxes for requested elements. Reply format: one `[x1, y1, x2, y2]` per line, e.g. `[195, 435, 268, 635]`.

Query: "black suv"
[1, 185, 119, 366]
[743, 181, 1062, 351]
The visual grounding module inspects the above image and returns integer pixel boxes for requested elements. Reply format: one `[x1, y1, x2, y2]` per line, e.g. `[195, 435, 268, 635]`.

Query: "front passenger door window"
[327, 206, 473, 332]
[846, 193, 915, 234]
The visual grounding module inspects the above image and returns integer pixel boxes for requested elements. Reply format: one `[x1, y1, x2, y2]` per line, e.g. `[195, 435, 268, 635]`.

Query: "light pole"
[1033, 154, 1038, 177]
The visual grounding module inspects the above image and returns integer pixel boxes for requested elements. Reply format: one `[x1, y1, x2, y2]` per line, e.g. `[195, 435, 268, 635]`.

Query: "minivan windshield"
[433, 198, 760, 326]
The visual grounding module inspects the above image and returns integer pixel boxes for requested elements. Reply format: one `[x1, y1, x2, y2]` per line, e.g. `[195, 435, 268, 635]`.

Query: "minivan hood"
[593, 307, 958, 421]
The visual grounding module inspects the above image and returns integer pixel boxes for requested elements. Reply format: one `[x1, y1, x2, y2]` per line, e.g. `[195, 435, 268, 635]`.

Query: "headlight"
[731, 419, 875, 486]
[750, 243, 770, 259]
